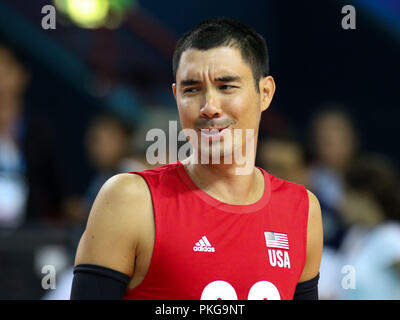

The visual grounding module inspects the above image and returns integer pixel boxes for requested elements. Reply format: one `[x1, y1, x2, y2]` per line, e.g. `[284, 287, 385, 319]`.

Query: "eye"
[183, 87, 200, 94]
[220, 85, 236, 90]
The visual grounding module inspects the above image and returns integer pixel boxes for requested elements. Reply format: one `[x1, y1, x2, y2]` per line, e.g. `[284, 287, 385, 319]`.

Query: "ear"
[172, 83, 177, 100]
[259, 76, 276, 112]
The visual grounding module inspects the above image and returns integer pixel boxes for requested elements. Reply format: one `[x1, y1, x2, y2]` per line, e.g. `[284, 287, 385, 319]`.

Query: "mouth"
[198, 126, 230, 140]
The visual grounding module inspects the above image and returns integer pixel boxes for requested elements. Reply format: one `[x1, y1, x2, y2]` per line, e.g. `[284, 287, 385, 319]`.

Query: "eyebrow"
[215, 76, 241, 83]
[180, 79, 201, 87]
[179, 76, 241, 87]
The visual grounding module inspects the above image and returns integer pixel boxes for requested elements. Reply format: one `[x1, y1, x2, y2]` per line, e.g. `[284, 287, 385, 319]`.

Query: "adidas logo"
[193, 236, 215, 253]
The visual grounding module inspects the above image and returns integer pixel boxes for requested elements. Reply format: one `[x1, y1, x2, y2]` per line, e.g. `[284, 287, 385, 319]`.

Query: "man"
[0, 45, 28, 228]
[71, 18, 323, 300]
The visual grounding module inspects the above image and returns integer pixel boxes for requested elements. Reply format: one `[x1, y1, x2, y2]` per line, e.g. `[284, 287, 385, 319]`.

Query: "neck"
[181, 154, 264, 205]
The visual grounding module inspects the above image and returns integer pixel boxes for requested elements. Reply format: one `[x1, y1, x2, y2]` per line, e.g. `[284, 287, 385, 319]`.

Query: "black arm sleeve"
[293, 273, 319, 300]
[70, 264, 130, 300]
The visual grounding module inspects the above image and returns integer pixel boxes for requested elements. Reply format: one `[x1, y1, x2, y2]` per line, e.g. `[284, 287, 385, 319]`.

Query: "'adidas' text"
[193, 236, 215, 253]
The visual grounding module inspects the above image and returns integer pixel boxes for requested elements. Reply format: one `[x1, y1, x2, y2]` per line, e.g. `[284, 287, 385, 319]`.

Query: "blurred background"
[0, 0, 399, 299]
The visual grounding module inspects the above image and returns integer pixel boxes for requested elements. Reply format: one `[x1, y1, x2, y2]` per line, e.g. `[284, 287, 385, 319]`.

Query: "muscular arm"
[299, 190, 323, 282]
[294, 190, 323, 299]
[71, 173, 151, 299]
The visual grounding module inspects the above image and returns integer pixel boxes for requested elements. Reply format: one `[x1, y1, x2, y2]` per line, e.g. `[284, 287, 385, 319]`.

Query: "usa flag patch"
[264, 231, 289, 250]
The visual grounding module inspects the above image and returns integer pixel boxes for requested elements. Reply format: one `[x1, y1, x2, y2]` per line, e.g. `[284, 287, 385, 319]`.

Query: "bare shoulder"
[85, 173, 151, 230]
[306, 190, 323, 244]
[74, 173, 153, 276]
[298, 189, 323, 282]
[306, 190, 322, 223]
[95, 173, 149, 207]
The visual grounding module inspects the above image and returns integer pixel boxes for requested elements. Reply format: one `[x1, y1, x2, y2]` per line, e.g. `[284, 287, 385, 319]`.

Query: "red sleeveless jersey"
[123, 161, 309, 300]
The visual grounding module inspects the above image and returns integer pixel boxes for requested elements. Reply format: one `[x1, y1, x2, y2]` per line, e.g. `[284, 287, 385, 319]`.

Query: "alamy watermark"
[341, 5, 356, 30]
[145, 121, 255, 175]
[341, 265, 356, 290]
[41, 5, 56, 30]
[41, 265, 56, 290]
[40, 5, 356, 32]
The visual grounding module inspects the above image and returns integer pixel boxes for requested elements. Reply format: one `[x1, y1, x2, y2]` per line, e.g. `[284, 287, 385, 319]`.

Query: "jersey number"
[200, 280, 281, 300]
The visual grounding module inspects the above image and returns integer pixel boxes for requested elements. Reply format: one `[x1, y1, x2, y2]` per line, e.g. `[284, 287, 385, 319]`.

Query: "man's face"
[314, 113, 356, 171]
[86, 120, 128, 170]
[0, 47, 26, 98]
[172, 46, 274, 163]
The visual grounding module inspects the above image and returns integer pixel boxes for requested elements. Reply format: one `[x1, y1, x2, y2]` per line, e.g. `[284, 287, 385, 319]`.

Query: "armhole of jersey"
[124, 172, 161, 296]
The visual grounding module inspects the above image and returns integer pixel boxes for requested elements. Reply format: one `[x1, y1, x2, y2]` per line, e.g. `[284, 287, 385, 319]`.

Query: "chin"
[196, 142, 236, 165]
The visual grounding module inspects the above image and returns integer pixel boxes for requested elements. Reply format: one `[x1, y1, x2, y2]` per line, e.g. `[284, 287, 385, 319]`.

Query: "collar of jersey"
[175, 161, 271, 214]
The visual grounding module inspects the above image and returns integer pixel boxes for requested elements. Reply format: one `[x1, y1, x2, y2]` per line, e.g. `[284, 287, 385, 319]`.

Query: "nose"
[200, 90, 222, 119]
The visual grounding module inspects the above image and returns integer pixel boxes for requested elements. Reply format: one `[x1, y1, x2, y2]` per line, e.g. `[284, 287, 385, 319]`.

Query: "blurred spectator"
[257, 136, 309, 186]
[43, 112, 149, 299]
[0, 44, 66, 227]
[64, 112, 148, 224]
[320, 154, 400, 299]
[307, 105, 359, 249]
[0, 45, 28, 228]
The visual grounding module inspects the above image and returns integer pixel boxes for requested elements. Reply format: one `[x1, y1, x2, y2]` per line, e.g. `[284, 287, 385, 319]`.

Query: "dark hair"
[345, 153, 400, 222]
[172, 17, 270, 90]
